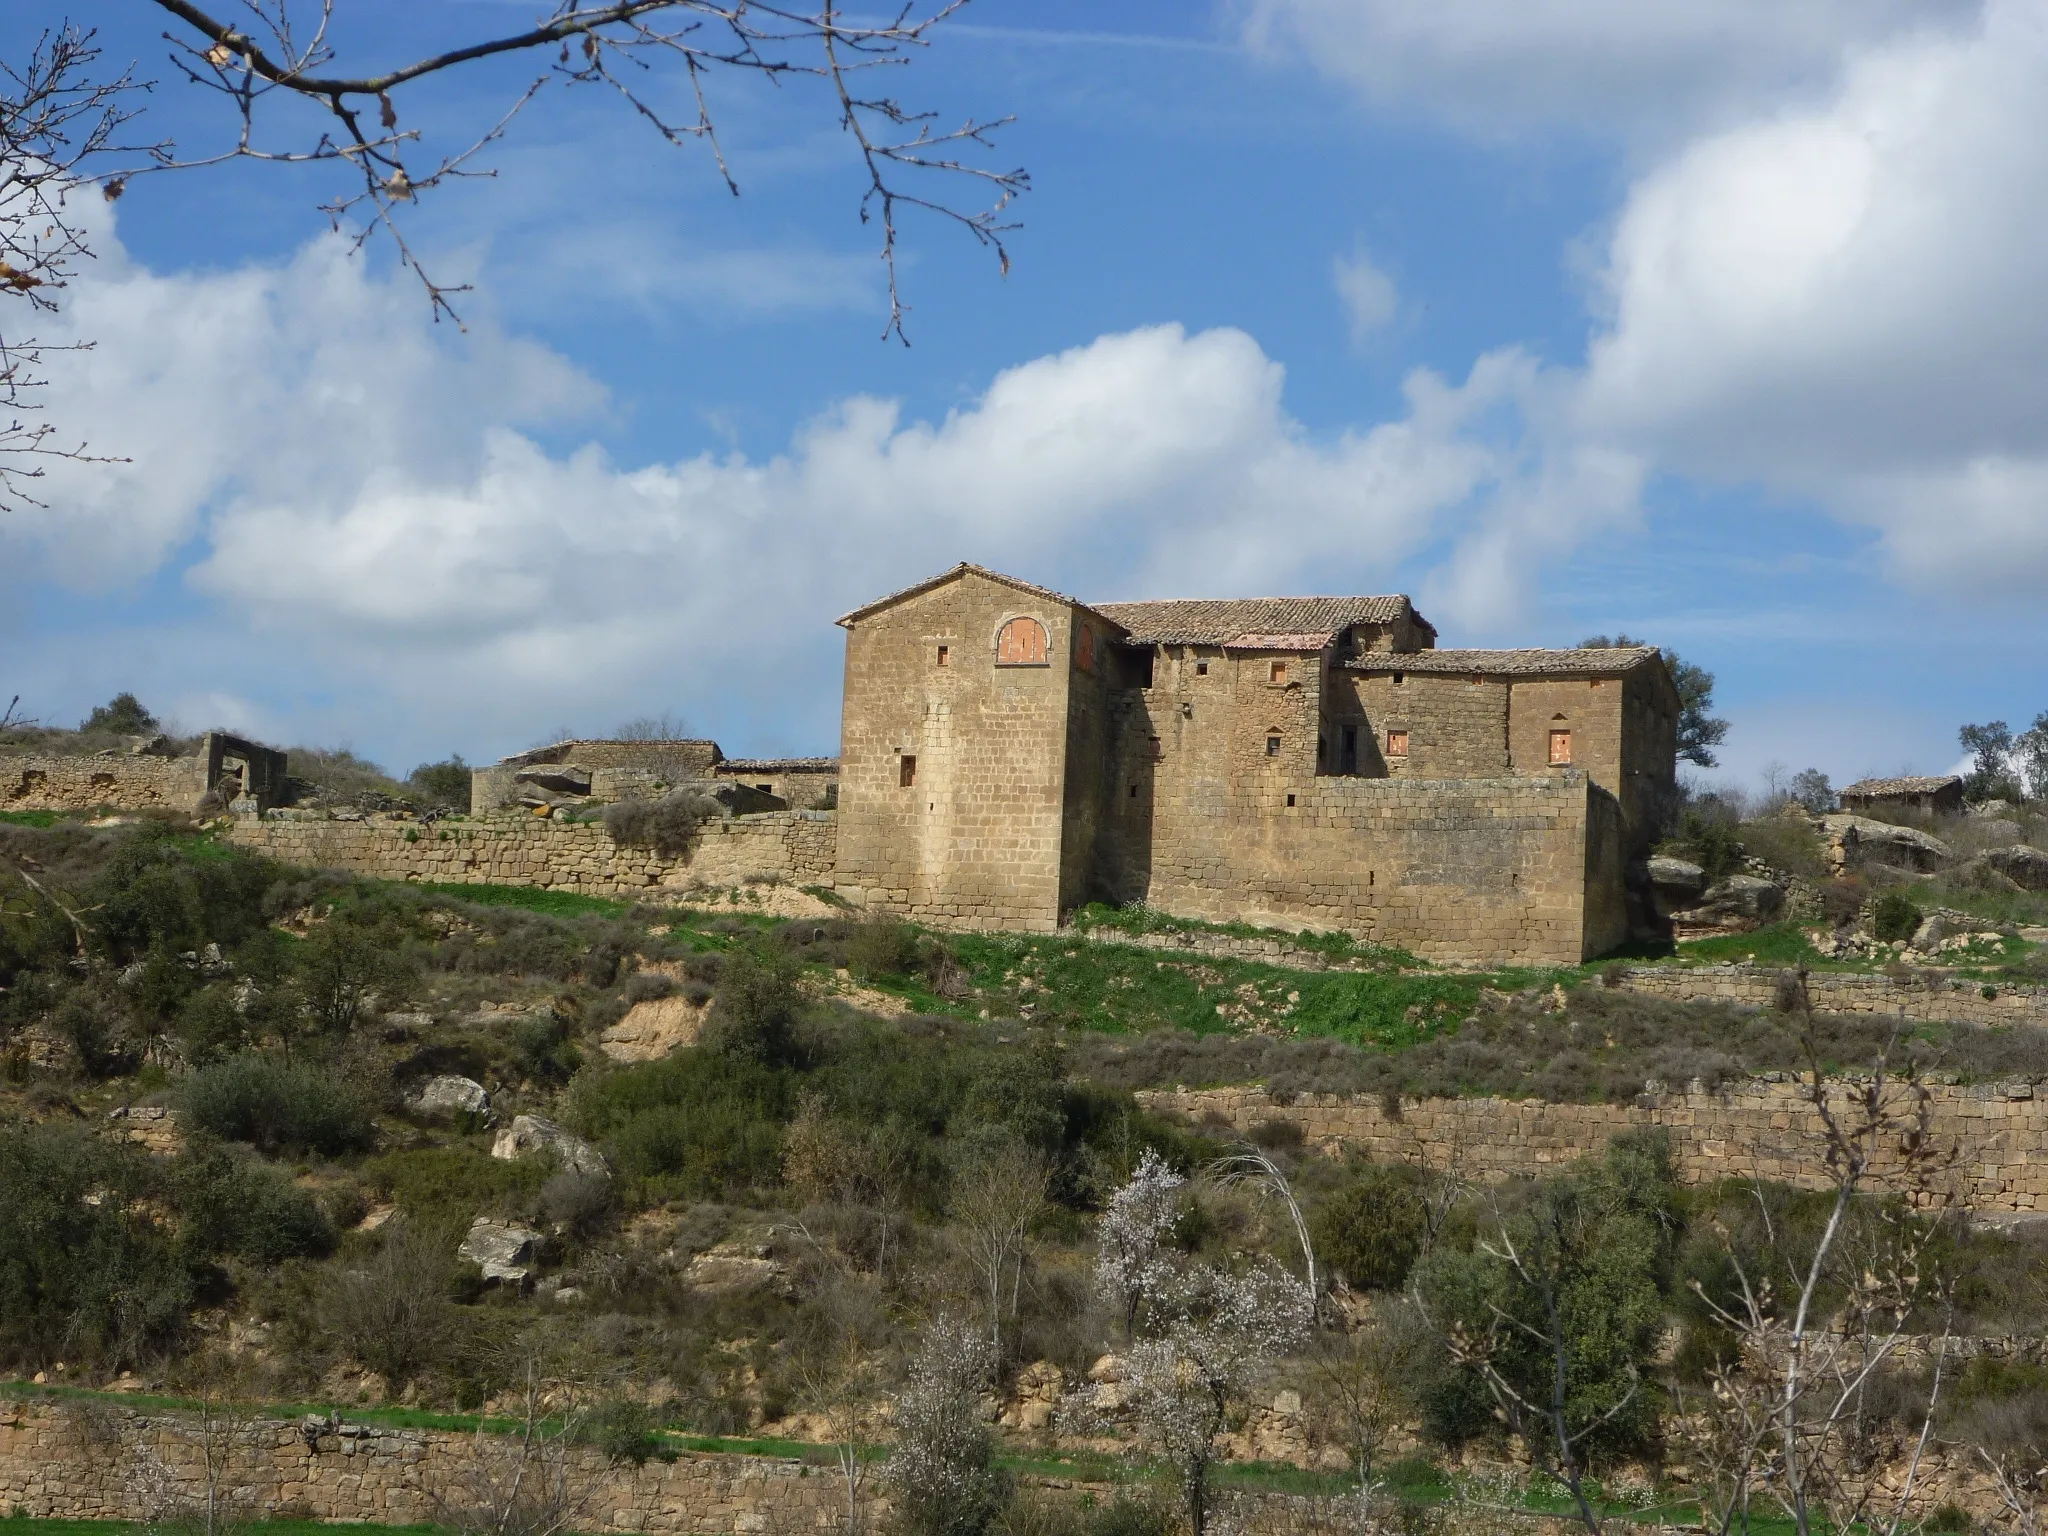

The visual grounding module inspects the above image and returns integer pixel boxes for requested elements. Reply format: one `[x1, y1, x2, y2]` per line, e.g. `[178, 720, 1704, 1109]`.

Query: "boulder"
[412, 1075, 491, 1120]
[1669, 874, 1785, 937]
[1645, 856, 1708, 895]
[1823, 815, 1952, 873]
[458, 1218, 543, 1284]
[683, 1229, 788, 1293]
[1910, 914, 1952, 951]
[490, 1114, 609, 1179]
[1977, 845, 2048, 892]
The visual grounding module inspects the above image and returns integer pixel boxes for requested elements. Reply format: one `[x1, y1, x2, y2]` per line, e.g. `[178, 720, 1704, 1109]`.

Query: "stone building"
[1839, 774, 1964, 816]
[832, 564, 1680, 964]
[471, 739, 839, 815]
[4, 731, 288, 816]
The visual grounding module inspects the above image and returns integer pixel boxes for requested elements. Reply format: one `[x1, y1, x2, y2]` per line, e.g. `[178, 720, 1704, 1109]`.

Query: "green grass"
[0, 809, 61, 827]
[1664, 923, 1827, 967]
[947, 930, 1560, 1046]
[1067, 901, 1424, 968]
[417, 882, 632, 919]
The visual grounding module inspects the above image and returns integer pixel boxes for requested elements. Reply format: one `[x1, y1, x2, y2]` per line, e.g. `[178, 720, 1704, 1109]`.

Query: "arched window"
[995, 615, 1049, 666]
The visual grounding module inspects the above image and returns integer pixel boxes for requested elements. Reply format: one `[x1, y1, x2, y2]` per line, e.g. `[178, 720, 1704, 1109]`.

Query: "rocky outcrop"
[457, 1218, 543, 1283]
[1824, 814, 1952, 874]
[599, 996, 707, 1062]
[410, 1075, 491, 1119]
[1669, 874, 1784, 936]
[490, 1114, 609, 1179]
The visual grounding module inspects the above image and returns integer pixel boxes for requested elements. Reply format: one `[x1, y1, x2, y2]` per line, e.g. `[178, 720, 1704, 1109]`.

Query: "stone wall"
[0, 1398, 856, 1534]
[1128, 773, 1621, 965]
[226, 810, 836, 896]
[1138, 1078, 2048, 1211]
[4, 752, 202, 812]
[1610, 962, 2048, 1029]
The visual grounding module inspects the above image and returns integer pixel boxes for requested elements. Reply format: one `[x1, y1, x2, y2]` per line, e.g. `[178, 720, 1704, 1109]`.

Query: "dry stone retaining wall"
[4, 754, 203, 812]
[1611, 962, 2048, 1029]
[226, 811, 837, 897]
[0, 1399, 854, 1534]
[1139, 1079, 2048, 1211]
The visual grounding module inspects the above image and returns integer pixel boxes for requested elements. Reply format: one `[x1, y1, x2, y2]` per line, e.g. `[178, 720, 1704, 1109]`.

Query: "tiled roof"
[1093, 595, 1423, 646]
[715, 757, 840, 773]
[1841, 775, 1963, 797]
[836, 563, 1101, 627]
[1346, 647, 1661, 678]
[495, 739, 722, 767]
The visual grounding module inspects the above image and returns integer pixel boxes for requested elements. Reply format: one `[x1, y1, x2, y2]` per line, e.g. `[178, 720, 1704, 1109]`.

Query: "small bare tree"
[790, 1284, 883, 1536]
[1676, 1039, 1960, 1536]
[950, 1136, 1049, 1362]
[432, 1360, 597, 1536]
[131, 1353, 260, 1536]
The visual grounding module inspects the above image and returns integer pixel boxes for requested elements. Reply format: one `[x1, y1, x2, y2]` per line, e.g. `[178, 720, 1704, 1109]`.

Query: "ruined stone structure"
[471, 740, 839, 815]
[1840, 774, 1965, 815]
[832, 566, 1678, 963]
[3, 732, 288, 815]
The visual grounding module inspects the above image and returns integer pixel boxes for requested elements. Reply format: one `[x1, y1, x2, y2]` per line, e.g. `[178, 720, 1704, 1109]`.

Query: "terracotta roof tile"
[1093, 595, 1424, 646]
[714, 757, 840, 773]
[1840, 775, 1962, 797]
[1346, 647, 1661, 678]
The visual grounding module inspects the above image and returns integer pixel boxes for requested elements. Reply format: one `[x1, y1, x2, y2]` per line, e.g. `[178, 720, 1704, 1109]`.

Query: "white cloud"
[1331, 244, 1397, 343]
[1576, 0, 2048, 592]
[1238, 0, 1973, 142]
[8, 216, 1598, 763]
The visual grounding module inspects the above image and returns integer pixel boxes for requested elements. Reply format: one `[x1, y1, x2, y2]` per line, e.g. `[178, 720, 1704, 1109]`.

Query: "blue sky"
[3, 0, 2044, 788]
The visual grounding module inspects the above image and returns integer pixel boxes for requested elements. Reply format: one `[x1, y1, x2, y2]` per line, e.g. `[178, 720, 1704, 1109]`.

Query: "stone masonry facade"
[228, 811, 835, 896]
[832, 565, 1674, 962]
[1138, 1078, 2048, 1212]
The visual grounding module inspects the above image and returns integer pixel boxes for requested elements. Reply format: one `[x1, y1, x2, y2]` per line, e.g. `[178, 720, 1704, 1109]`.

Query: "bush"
[1311, 1164, 1428, 1291]
[702, 944, 805, 1067]
[1871, 889, 1922, 942]
[604, 791, 717, 858]
[0, 1122, 192, 1370]
[578, 1399, 675, 1465]
[364, 1145, 546, 1231]
[846, 918, 922, 982]
[81, 692, 160, 735]
[323, 1217, 465, 1391]
[407, 755, 471, 809]
[179, 1052, 376, 1156]
[174, 1145, 335, 1263]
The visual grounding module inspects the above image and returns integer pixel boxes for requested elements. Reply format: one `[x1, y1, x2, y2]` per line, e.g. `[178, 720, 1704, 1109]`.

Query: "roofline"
[836, 563, 1126, 631]
[492, 738, 724, 767]
[1345, 647, 1666, 680]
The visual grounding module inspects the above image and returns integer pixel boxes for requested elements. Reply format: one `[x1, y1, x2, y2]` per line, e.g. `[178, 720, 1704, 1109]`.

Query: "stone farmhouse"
[4, 731, 289, 817]
[832, 564, 1681, 963]
[471, 740, 839, 813]
[1840, 774, 1964, 816]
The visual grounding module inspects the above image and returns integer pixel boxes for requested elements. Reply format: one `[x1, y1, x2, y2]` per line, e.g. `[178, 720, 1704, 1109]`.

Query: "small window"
[936, 644, 949, 667]
[1549, 729, 1573, 766]
[757, 783, 773, 793]
[899, 755, 917, 788]
[995, 615, 1049, 666]
[1286, 793, 1296, 807]
[1180, 701, 1193, 720]
[1129, 784, 1139, 799]
[1195, 660, 1209, 676]
[1393, 672, 1404, 685]
[1387, 729, 1409, 757]
[1266, 734, 1282, 757]
[1149, 736, 1164, 761]
[1270, 660, 1288, 684]
[1341, 725, 1358, 771]
[1074, 626, 1096, 673]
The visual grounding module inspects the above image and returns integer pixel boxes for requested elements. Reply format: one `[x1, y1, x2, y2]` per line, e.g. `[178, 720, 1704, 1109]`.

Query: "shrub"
[364, 1144, 544, 1231]
[846, 917, 922, 981]
[1311, 1164, 1428, 1291]
[80, 692, 160, 735]
[174, 1145, 335, 1263]
[702, 944, 805, 1067]
[1871, 890, 1921, 942]
[604, 790, 718, 858]
[407, 755, 471, 809]
[179, 1052, 376, 1156]
[578, 1399, 675, 1465]
[0, 1122, 192, 1370]
[322, 1217, 464, 1391]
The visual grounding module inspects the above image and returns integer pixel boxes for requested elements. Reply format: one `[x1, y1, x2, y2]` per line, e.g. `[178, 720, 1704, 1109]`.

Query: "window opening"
[995, 615, 1049, 666]
[936, 644, 949, 666]
[1548, 729, 1573, 766]
[1075, 626, 1096, 673]
[1341, 725, 1358, 772]
[1266, 734, 1282, 757]
[1393, 672, 1404, 685]
[899, 755, 917, 788]
[1286, 793, 1296, 807]
[1149, 735, 1164, 760]
[1386, 729, 1409, 757]
[1195, 660, 1209, 676]
[1270, 660, 1288, 684]
[1181, 701, 1193, 720]
[1129, 784, 1139, 799]
[756, 783, 773, 793]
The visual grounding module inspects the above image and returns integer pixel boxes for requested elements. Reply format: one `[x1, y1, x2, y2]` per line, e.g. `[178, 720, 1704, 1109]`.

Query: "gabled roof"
[1346, 646, 1661, 678]
[836, 563, 1111, 628]
[1840, 775, 1963, 798]
[1092, 595, 1429, 647]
